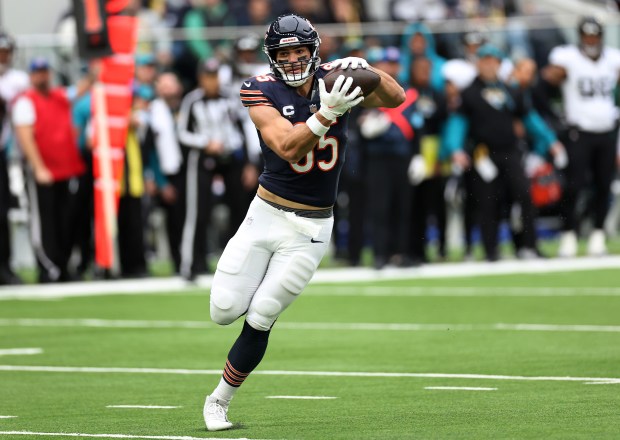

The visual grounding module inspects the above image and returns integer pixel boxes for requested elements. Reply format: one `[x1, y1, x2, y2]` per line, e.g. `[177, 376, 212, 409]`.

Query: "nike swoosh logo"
[310, 238, 324, 243]
[244, 82, 251, 87]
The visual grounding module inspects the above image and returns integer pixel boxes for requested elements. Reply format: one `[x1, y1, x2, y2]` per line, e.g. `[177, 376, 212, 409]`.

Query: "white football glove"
[549, 141, 568, 169]
[360, 110, 391, 139]
[524, 153, 545, 178]
[318, 75, 364, 121]
[552, 147, 568, 169]
[334, 56, 369, 70]
[407, 155, 427, 185]
[474, 155, 498, 182]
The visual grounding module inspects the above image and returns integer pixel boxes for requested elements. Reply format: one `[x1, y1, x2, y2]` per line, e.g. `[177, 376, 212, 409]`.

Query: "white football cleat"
[204, 395, 233, 431]
[557, 231, 577, 258]
[587, 229, 607, 256]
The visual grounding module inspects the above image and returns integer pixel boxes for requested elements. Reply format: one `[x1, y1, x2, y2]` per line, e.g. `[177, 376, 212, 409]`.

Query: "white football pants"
[210, 196, 333, 331]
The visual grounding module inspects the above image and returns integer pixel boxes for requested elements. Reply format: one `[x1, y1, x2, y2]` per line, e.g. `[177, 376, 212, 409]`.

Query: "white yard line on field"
[106, 406, 180, 409]
[0, 365, 618, 384]
[1, 256, 620, 300]
[0, 348, 42, 356]
[425, 386, 497, 391]
[0, 432, 258, 440]
[0, 416, 18, 419]
[584, 380, 620, 385]
[0, 318, 218, 329]
[265, 396, 338, 400]
[2, 318, 620, 333]
[304, 286, 620, 297]
[277, 322, 620, 333]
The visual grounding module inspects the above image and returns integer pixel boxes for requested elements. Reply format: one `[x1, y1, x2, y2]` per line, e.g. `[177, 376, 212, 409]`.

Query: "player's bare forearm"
[362, 67, 406, 108]
[278, 119, 329, 163]
[249, 105, 328, 163]
[541, 65, 566, 86]
[15, 125, 45, 172]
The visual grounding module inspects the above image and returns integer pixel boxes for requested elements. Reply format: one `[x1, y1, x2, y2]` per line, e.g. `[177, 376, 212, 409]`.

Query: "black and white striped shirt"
[177, 88, 244, 155]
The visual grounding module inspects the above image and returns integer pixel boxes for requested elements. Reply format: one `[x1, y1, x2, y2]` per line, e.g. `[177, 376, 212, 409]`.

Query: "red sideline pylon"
[92, 11, 137, 269]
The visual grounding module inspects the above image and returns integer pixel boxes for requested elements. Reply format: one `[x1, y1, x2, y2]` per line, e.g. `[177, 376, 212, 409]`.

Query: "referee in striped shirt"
[176, 58, 247, 281]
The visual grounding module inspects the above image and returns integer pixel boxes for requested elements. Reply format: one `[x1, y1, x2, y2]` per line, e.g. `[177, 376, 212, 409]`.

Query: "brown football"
[322, 66, 381, 97]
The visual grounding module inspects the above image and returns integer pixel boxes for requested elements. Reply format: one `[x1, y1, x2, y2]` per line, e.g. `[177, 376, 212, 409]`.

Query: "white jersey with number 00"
[549, 45, 620, 133]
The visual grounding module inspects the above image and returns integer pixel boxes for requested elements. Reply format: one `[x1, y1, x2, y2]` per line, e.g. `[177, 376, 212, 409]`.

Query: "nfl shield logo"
[309, 104, 318, 113]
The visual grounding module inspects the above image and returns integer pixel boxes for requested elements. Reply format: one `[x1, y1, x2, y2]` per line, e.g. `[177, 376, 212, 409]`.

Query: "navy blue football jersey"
[240, 64, 350, 207]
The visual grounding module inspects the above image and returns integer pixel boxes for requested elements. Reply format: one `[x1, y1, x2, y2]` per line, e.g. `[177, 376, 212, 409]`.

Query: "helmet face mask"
[234, 34, 263, 77]
[578, 17, 603, 59]
[271, 46, 315, 87]
[263, 14, 321, 87]
[0, 32, 15, 52]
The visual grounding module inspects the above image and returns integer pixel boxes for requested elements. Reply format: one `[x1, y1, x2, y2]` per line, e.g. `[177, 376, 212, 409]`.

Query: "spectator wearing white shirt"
[0, 31, 28, 284]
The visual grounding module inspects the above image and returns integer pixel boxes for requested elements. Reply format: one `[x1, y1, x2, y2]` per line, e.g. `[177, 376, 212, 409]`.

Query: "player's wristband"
[306, 114, 330, 137]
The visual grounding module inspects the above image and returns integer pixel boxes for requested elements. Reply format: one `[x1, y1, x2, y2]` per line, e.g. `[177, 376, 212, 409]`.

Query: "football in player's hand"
[323, 66, 381, 97]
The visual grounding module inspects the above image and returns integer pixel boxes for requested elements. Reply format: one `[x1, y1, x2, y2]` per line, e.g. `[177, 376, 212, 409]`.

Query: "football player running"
[203, 13, 405, 431]
[544, 16, 620, 257]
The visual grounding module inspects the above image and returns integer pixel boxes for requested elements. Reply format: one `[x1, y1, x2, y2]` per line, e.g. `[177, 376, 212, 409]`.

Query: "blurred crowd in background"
[1, 0, 620, 284]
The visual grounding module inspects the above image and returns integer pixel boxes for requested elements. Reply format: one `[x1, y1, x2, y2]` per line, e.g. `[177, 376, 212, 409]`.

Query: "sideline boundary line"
[304, 286, 620, 297]
[0, 365, 618, 384]
[0, 432, 258, 440]
[1, 256, 620, 300]
[265, 396, 338, 400]
[106, 405, 180, 409]
[425, 386, 497, 391]
[2, 318, 620, 333]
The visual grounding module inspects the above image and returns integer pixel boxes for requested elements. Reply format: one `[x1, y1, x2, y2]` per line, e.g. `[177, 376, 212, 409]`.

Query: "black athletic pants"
[117, 194, 147, 277]
[178, 148, 211, 279]
[409, 176, 447, 262]
[178, 148, 246, 278]
[346, 176, 366, 266]
[559, 128, 617, 232]
[160, 172, 184, 273]
[470, 151, 536, 260]
[367, 155, 411, 265]
[73, 151, 94, 275]
[0, 151, 11, 270]
[462, 170, 476, 255]
[26, 174, 81, 282]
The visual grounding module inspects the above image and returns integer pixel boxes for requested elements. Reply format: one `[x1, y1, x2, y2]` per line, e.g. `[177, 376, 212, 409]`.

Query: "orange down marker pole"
[92, 11, 137, 269]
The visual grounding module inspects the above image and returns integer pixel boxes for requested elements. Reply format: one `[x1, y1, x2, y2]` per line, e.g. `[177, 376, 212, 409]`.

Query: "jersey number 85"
[291, 135, 339, 174]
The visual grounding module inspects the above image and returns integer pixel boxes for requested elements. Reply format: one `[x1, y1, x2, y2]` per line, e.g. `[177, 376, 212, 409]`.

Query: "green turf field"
[1, 268, 619, 439]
